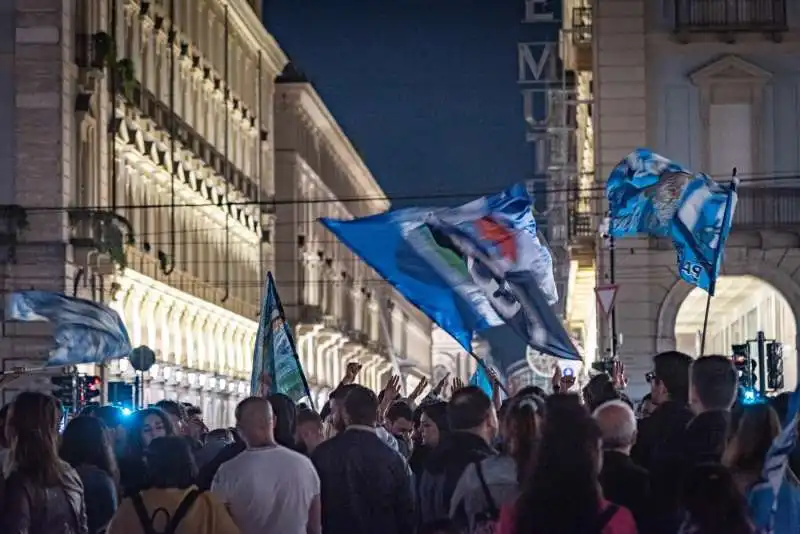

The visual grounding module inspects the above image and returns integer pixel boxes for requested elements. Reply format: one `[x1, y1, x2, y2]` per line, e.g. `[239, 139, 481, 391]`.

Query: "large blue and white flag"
[607, 148, 738, 294]
[5, 291, 132, 366]
[748, 384, 800, 533]
[469, 364, 494, 398]
[321, 184, 580, 377]
[250, 272, 313, 407]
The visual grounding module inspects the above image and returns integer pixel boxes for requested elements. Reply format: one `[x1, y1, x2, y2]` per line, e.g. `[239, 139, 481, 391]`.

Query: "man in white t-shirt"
[212, 396, 321, 534]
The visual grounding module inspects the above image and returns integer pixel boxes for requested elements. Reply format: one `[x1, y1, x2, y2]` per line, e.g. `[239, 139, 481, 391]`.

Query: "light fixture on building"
[219, 378, 227, 391]
[197, 373, 207, 387]
[227, 382, 236, 393]
[208, 377, 217, 390]
[174, 370, 184, 384]
[188, 373, 198, 386]
[238, 382, 247, 394]
[162, 366, 173, 380]
[119, 359, 130, 373]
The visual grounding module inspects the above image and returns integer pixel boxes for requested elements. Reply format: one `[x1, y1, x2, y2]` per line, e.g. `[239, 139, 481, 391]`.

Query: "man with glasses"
[631, 351, 694, 534]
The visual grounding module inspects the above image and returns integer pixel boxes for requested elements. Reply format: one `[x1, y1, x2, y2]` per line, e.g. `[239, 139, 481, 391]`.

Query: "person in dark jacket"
[594, 399, 652, 533]
[312, 385, 413, 534]
[686, 355, 737, 465]
[0, 392, 89, 534]
[267, 393, 299, 449]
[60, 416, 119, 534]
[631, 351, 693, 534]
[417, 386, 497, 527]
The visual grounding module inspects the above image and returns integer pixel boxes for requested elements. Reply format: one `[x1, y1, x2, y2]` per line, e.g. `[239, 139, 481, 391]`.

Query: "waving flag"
[321, 184, 579, 378]
[748, 384, 800, 533]
[250, 273, 313, 407]
[5, 291, 132, 366]
[469, 364, 494, 398]
[607, 148, 738, 294]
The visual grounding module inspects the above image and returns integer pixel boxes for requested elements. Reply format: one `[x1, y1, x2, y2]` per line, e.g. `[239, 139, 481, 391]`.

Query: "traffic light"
[50, 375, 76, 409]
[80, 376, 102, 403]
[108, 381, 134, 411]
[732, 344, 756, 388]
[766, 342, 785, 390]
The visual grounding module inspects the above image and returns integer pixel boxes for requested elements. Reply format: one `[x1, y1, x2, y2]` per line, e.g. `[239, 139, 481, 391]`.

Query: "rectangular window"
[709, 103, 752, 180]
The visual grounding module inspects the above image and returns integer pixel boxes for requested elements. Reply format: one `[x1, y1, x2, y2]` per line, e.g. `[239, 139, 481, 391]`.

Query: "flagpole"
[469, 351, 510, 396]
[699, 168, 737, 357]
[270, 273, 316, 411]
[378, 303, 405, 396]
[609, 234, 618, 359]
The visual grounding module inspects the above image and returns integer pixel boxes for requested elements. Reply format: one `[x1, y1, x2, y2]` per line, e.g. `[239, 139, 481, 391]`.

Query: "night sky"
[264, 0, 561, 208]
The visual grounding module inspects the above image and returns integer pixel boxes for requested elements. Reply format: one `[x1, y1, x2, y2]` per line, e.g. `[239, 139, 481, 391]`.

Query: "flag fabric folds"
[748, 384, 800, 533]
[320, 183, 580, 372]
[250, 272, 313, 406]
[5, 290, 132, 366]
[469, 364, 494, 398]
[606, 148, 738, 294]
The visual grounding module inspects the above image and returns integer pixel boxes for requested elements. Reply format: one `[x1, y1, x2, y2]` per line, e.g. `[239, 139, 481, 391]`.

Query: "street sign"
[595, 284, 619, 317]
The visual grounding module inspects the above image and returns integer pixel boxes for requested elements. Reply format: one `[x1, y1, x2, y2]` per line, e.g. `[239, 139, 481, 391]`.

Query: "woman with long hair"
[0, 392, 88, 533]
[107, 437, 239, 534]
[680, 463, 754, 534]
[410, 401, 450, 475]
[118, 407, 176, 498]
[722, 403, 800, 533]
[61, 415, 120, 534]
[497, 394, 637, 534]
[451, 392, 545, 533]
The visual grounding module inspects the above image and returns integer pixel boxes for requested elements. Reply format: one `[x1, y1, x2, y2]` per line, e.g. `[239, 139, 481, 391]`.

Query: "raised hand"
[408, 376, 428, 402]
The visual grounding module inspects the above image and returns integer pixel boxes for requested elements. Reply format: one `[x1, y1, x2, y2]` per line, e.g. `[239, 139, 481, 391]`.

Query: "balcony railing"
[674, 0, 788, 34]
[572, 7, 593, 45]
[733, 187, 800, 229]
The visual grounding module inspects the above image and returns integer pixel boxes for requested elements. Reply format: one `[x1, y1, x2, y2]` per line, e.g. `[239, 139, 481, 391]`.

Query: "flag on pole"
[250, 273, 313, 407]
[321, 184, 579, 380]
[606, 148, 738, 294]
[5, 290, 132, 366]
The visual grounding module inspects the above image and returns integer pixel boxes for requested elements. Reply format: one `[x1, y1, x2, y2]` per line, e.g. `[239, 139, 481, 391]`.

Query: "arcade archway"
[674, 275, 797, 392]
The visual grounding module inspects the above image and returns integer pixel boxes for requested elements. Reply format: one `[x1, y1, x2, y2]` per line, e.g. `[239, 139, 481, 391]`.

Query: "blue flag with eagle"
[250, 273, 313, 407]
[320, 184, 580, 378]
[606, 148, 738, 295]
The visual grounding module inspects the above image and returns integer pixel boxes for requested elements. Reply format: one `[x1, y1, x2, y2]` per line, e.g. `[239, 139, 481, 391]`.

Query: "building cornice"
[276, 83, 391, 213]
[225, 0, 289, 76]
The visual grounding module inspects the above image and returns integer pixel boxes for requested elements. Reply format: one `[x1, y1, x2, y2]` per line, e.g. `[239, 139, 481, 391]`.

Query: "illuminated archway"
[674, 275, 797, 392]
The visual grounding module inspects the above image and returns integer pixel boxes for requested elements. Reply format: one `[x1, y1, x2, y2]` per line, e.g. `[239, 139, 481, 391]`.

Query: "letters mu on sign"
[517, 0, 564, 146]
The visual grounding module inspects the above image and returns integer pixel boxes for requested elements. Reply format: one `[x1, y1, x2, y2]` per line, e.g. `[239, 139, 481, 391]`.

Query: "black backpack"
[130, 489, 203, 534]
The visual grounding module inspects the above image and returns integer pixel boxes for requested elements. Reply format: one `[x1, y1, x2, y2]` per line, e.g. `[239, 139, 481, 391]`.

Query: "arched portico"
[654, 261, 800, 393]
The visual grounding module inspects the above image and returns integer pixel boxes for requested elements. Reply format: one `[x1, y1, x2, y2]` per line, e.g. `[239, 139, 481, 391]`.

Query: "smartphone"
[563, 368, 574, 377]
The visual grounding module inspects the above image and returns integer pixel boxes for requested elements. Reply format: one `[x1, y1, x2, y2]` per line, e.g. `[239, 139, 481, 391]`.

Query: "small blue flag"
[5, 291, 132, 366]
[469, 365, 494, 398]
[748, 384, 800, 533]
[606, 148, 738, 294]
[321, 184, 580, 380]
[250, 273, 313, 407]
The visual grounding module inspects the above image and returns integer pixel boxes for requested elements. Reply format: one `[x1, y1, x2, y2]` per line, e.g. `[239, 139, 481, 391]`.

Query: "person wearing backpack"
[496, 395, 637, 534]
[106, 437, 239, 534]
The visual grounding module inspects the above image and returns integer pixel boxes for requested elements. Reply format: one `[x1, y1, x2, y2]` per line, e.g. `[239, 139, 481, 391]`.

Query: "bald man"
[212, 397, 321, 534]
[593, 400, 652, 532]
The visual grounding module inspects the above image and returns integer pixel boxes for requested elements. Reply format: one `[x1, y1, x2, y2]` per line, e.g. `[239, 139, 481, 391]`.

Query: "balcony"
[733, 187, 800, 229]
[674, 0, 787, 40]
[560, 7, 593, 72]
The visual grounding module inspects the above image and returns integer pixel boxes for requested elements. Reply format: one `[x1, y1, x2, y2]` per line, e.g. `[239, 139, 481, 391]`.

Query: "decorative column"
[192, 312, 208, 371]
[141, 293, 159, 351]
[124, 285, 143, 347]
[183, 307, 199, 368]
[169, 304, 185, 366]
[212, 319, 226, 374]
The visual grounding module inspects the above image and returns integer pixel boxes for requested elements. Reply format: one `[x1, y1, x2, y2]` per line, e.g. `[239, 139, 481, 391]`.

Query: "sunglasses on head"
[645, 371, 657, 384]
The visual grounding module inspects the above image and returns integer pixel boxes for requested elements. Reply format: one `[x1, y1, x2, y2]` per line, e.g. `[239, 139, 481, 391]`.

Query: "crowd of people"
[0, 353, 798, 534]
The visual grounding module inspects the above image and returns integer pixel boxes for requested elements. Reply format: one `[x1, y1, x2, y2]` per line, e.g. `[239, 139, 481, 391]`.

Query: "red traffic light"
[88, 376, 101, 390]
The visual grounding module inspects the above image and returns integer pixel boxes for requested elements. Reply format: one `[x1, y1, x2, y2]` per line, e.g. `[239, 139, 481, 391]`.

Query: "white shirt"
[211, 445, 320, 534]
